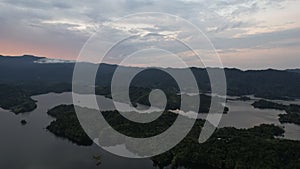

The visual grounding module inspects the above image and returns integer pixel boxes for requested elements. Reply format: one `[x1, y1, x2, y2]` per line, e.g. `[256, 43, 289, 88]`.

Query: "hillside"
[1, 55, 300, 100]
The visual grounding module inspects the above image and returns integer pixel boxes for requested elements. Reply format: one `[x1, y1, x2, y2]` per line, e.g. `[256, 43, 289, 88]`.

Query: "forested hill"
[287, 69, 300, 74]
[1, 55, 300, 100]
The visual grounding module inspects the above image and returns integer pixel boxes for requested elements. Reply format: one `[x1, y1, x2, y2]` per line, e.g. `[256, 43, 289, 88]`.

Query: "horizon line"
[1, 53, 299, 71]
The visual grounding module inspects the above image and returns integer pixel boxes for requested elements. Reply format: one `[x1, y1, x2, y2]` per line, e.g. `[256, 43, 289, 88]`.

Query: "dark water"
[0, 93, 155, 169]
[178, 99, 300, 141]
[218, 100, 300, 140]
[0, 92, 299, 169]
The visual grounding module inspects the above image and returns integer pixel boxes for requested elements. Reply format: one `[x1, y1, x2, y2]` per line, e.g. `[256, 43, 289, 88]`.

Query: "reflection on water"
[216, 99, 300, 141]
[173, 100, 300, 141]
[0, 92, 299, 169]
[247, 95, 300, 105]
[0, 92, 155, 169]
[219, 100, 299, 140]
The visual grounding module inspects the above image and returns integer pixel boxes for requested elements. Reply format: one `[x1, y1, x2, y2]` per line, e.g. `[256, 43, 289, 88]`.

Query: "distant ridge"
[0, 54, 298, 71]
[0, 54, 300, 100]
[0, 54, 45, 62]
[286, 69, 300, 74]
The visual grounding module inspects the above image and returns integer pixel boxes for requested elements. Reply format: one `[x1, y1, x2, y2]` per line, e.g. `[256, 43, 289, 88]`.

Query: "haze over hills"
[1, 54, 300, 99]
[1, 54, 300, 100]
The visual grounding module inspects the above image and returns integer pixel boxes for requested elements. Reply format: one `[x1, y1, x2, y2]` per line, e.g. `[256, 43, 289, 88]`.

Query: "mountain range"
[1, 54, 300, 100]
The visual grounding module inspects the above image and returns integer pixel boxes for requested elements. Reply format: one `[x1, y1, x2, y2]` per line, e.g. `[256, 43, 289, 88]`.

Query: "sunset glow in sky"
[1, 0, 299, 69]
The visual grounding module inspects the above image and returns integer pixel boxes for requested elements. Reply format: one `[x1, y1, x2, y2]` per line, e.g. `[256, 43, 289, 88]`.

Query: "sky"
[0, 0, 299, 69]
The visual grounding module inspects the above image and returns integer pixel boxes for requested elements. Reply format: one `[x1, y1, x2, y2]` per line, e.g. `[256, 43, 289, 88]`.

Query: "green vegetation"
[20, 119, 27, 125]
[46, 104, 180, 145]
[252, 100, 287, 110]
[279, 104, 300, 125]
[152, 124, 300, 169]
[0, 84, 37, 114]
[21, 82, 72, 96]
[228, 96, 251, 101]
[46, 105, 93, 146]
[2, 55, 300, 115]
[252, 100, 300, 125]
[96, 86, 229, 114]
[92, 155, 102, 166]
[0, 83, 71, 114]
[46, 104, 300, 169]
[279, 113, 300, 125]
[1, 81, 228, 115]
[2, 55, 300, 100]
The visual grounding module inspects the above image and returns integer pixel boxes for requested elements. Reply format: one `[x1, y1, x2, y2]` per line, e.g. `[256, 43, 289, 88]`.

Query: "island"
[252, 99, 300, 125]
[228, 96, 251, 101]
[252, 99, 287, 110]
[45, 104, 300, 169]
[20, 119, 27, 125]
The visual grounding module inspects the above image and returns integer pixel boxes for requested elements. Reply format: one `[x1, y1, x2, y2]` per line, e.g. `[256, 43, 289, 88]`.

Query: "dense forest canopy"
[46, 104, 300, 169]
[1, 55, 300, 99]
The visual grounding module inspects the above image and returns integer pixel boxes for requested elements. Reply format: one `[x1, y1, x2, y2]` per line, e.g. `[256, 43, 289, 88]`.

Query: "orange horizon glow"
[0, 40, 80, 60]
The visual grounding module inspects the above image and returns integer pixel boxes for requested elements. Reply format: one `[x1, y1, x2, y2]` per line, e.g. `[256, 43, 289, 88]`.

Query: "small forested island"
[238, 96, 251, 101]
[252, 99, 287, 110]
[0, 84, 37, 114]
[46, 104, 300, 169]
[228, 96, 251, 101]
[252, 99, 300, 125]
[20, 119, 27, 125]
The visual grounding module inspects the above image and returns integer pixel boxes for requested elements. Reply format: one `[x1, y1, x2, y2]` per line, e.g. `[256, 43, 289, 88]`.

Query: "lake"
[0, 92, 299, 168]
[0, 93, 155, 169]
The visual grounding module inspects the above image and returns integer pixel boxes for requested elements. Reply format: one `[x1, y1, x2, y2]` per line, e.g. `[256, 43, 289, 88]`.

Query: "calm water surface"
[0, 92, 299, 169]
[0, 92, 155, 169]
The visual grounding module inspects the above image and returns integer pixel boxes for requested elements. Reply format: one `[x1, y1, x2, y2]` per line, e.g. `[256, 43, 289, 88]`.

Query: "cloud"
[0, 0, 299, 69]
[213, 28, 300, 50]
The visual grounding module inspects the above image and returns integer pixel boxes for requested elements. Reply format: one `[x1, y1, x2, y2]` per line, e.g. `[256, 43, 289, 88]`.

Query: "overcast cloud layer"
[0, 0, 299, 69]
